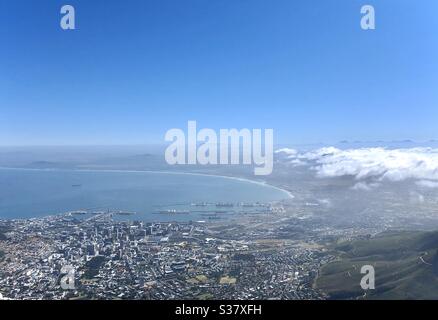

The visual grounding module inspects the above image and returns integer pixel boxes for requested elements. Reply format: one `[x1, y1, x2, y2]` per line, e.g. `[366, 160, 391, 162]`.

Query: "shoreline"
[0, 166, 294, 200]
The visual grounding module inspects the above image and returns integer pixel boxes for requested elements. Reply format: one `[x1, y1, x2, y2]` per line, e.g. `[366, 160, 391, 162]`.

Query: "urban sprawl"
[0, 201, 347, 300]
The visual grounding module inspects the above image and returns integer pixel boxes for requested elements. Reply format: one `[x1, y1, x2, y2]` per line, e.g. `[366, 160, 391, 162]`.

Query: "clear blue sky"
[1, 0, 437, 145]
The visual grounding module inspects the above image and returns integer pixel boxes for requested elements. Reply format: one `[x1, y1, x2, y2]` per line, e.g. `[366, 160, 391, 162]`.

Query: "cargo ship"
[153, 209, 190, 215]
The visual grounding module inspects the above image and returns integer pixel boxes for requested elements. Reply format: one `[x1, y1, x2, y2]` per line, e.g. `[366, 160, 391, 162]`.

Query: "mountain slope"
[316, 230, 438, 299]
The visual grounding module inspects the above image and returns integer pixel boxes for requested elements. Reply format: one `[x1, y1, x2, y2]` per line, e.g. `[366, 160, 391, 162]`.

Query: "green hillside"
[316, 230, 438, 299]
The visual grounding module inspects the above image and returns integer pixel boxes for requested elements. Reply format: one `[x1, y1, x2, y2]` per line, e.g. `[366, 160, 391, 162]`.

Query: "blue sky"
[1, 0, 437, 146]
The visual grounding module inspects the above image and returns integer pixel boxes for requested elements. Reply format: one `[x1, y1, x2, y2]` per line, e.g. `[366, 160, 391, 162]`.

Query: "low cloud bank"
[416, 180, 438, 188]
[276, 147, 438, 183]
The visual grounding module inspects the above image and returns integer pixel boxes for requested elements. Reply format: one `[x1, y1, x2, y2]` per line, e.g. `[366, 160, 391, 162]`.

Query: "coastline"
[0, 166, 294, 200]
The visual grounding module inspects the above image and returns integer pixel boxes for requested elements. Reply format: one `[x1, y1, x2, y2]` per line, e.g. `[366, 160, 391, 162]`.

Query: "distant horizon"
[1, 138, 438, 148]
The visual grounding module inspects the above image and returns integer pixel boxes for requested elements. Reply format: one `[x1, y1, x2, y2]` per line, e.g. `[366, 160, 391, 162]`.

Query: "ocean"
[0, 168, 290, 221]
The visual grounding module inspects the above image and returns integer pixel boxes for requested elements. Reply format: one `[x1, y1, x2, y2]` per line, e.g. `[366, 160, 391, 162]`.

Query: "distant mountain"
[335, 139, 423, 148]
[315, 230, 438, 299]
[391, 139, 415, 144]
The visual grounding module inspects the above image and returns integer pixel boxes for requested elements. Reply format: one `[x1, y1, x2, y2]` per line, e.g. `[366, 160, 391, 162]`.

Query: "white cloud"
[275, 148, 297, 156]
[275, 148, 305, 166]
[289, 158, 306, 166]
[416, 180, 438, 188]
[351, 182, 380, 191]
[276, 147, 438, 183]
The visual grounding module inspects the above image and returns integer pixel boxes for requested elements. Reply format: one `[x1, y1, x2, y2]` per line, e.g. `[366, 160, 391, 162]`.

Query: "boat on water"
[69, 210, 87, 215]
[153, 209, 190, 215]
[114, 211, 136, 216]
[191, 202, 210, 207]
[215, 203, 234, 207]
